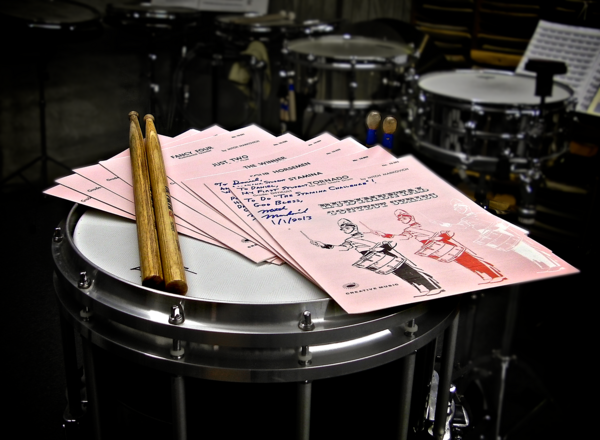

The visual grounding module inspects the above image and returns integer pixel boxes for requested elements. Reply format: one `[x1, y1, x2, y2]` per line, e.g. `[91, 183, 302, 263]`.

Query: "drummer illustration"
[309, 218, 443, 297]
[452, 199, 562, 272]
[369, 209, 506, 284]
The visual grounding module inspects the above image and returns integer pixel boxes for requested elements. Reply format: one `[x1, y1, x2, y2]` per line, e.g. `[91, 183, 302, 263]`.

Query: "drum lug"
[53, 227, 63, 243]
[298, 310, 315, 331]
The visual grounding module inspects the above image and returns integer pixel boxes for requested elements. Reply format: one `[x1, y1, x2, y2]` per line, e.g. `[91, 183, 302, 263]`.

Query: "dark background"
[1, 1, 597, 439]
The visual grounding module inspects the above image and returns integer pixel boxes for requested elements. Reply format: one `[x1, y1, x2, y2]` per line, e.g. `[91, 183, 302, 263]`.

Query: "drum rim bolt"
[169, 304, 185, 325]
[170, 339, 185, 359]
[80, 306, 92, 321]
[78, 271, 91, 289]
[53, 227, 63, 243]
[404, 318, 418, 337]
[298, 345, 312, 366]
[298, 310, 315, 331]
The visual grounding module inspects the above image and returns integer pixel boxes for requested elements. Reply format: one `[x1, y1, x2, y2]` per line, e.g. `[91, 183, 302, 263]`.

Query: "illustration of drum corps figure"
[451, 199, 562, 272]
[309, 208, 524, 297]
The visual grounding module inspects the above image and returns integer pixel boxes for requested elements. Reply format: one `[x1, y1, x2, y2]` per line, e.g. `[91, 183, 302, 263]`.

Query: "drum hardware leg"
[60, 313, 86, 435]
[296, 380, 312, 440]
[517, 161, 542, 225]
[248, 56, 266, 125]
[171, 375, 187, 440]
[433, 311, 459, 440]
[398, 320, 418, 440]
[81, 337, 102, 440]
[211, 53, 222, 124]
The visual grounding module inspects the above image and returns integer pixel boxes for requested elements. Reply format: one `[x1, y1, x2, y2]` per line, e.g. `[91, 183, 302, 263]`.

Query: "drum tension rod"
[169, 304, 185, 360]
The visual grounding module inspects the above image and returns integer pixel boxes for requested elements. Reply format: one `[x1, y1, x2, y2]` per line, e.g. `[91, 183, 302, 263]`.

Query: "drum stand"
[455, 284, 557, 440]
[1, 52, 72, 189]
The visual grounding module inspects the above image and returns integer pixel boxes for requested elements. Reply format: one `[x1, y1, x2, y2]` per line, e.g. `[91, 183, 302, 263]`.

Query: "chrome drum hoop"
[52, 204, 458, 382]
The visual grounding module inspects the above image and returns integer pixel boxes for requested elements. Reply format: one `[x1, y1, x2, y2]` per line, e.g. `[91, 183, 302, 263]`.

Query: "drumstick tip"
[129, 110, 139, 119]
[144, 114, 155, 122]
[166, 279, 188, 295]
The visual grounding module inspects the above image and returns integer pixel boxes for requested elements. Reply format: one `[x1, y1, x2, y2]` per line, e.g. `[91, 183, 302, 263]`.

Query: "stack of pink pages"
[45, 124, 578, 313]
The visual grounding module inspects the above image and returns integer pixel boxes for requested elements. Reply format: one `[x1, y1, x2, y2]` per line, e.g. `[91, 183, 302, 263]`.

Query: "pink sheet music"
[229, 155, 578, 313]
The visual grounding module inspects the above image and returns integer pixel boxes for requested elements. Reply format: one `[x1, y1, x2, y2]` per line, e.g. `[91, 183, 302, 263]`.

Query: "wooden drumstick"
[381, 116, 397, 150]
[144, 114, 188, 295]
[365, 111, 381, 146]
[128, 111, 164, 289]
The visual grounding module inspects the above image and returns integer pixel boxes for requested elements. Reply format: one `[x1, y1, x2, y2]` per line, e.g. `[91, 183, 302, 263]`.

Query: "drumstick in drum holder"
[128, 111, 164, 289]
[144, 114, 188, 295]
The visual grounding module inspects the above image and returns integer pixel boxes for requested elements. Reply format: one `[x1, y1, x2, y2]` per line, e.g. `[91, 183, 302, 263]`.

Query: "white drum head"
[418, 70, 572, 105]
[73, 210, 328, 304]
[287, 35, 411, 61]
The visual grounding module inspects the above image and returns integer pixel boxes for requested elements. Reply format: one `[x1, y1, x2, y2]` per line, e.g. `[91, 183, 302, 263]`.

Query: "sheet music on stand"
[516, 20, 600, 115]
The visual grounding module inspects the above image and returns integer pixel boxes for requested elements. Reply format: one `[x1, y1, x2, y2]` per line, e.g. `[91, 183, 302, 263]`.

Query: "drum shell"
[52, 204, 458, 383]
[411, 70, 575, 172]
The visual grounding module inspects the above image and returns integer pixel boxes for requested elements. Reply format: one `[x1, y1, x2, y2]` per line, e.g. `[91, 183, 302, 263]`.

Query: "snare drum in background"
[105, 2, 201, 35]
[411, 70, 575, 173]
[285, 35, 413, 111]
[215, 13, 337, 47]
[0, 0, 102, 42]
[53, 205, 459, 439]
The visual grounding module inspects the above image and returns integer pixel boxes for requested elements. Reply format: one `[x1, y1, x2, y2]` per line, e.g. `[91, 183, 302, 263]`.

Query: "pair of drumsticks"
[366, 111, 397, 149]
[128, 112, 187, 295]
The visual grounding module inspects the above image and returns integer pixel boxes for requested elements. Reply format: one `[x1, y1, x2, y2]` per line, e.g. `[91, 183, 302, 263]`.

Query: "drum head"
[418, 70, 572, 105]
[287, 35, 412, 62]
[73, 209, 328, 304]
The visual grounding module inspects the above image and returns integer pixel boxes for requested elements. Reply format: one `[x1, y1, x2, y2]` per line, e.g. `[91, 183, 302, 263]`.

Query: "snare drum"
[411, 70, 575, 173]
[215, 13, 336, 47]
[0, 0, 102, 42]
[286, 35, 413, 111]
[53, 205, 459, 438]
[105, 2, 201, 34]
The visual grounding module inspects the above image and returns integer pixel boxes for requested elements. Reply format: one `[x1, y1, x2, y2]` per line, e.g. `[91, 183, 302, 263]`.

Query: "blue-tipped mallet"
[382, 116, 397, 150]
[365, 111, 381, 146]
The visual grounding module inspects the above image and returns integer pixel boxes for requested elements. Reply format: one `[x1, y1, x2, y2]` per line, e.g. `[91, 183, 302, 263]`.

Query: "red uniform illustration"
[373, 209, 505, 284]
